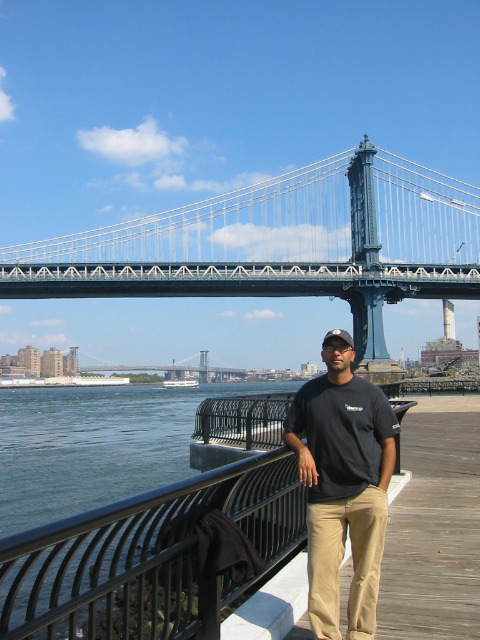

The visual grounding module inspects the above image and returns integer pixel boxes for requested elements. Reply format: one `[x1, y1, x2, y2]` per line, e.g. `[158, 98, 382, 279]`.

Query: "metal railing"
[400, 377, 480, 396]
[193, 393, 297, 450]
[387, 399, 418, 472]
[0, 447, 307, 640]
[1, 388, 415, 640]
[378, 382, 402, 398]
[192, 385, 408, 457]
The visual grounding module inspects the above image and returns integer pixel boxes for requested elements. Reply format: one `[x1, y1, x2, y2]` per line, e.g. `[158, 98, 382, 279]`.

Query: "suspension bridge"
[1, 135, 479, 368]
[78, 350, 251, 382]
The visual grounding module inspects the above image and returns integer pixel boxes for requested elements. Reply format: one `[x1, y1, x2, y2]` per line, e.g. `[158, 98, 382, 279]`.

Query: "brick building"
[41, 347, 64, 378]
[420, 336, 479, 371]
[18, 345, 41, 377]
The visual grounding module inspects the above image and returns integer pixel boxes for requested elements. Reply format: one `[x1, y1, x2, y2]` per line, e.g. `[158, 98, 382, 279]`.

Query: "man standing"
[283, 329, 399, 640]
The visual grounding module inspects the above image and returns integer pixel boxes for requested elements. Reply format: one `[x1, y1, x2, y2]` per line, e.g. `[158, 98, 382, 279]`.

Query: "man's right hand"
[283, 431, 319, 487]
[297, 447, 319, 487]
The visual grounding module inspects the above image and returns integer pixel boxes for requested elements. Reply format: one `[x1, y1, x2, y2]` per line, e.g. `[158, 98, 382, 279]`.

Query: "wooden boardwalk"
[283, 395, 480, 640]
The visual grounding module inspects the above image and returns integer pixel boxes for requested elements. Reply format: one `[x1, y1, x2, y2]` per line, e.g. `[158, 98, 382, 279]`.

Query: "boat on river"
[162, 379, 199, 388]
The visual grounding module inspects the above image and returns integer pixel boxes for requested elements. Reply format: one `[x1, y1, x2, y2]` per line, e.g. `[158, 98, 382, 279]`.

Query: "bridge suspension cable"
[374, 148, 480, 265]
[1, 145, 478, 267]
[78, 350, 123, 366]
[0, 149, 354, 264]
[173, 352, 201, 365]
[377, 148, 480, 193]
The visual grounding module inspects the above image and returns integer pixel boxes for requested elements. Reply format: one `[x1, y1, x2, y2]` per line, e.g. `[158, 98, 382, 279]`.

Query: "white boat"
[162, 379, 199, 388]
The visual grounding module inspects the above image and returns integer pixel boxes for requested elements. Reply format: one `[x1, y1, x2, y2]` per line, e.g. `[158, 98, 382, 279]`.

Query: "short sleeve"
[283, 393, 305, 437]
[373, 392, 401, 441]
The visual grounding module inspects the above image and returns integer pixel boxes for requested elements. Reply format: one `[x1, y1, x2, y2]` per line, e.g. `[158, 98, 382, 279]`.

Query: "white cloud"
[217, 310, 236, 318]
[190, 172, 272, 194]
[96, 205, 114, 214]
[38, 334, 68, 347]
[244, 309, 285, 322]
[77, 117, 187, 167]
[154, 174, 187, 190]
[0, 332, 68, 351]
[76, 118, 276, 195]
[0, 67, 15, 122]
[0, 332, 32, 347]
[123, 171, 147, 190]
[208, 222, 351, 261]
[30, 319, 64, 327]
[0, 305, 12, 315]
[151, 170, 270, 194]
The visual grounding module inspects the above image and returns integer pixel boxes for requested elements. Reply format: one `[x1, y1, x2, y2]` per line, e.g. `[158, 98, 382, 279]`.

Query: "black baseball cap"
[322, 329, 354, 349]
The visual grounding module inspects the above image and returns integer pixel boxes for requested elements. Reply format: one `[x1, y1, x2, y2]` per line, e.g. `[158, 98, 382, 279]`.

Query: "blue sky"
[0, 0, 479, 370]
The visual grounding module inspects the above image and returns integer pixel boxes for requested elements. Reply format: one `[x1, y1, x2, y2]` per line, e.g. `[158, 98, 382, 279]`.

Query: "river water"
[0, 381, 303, 539]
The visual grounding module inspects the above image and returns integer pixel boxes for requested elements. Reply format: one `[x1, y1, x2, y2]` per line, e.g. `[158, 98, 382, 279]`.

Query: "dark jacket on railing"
[196, 508, 269, 585]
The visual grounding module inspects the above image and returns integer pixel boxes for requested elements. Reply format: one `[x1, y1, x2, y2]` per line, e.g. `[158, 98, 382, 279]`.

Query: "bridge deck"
[1, 262, 478, 300]
[283, 396, 480, 640]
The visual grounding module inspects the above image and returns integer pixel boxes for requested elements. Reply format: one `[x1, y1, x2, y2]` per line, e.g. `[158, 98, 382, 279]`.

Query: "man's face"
[321, 339, 355, 373]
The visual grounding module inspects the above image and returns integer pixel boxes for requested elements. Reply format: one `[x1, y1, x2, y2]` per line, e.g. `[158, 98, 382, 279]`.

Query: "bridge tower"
[345, 135, 405, 382]
[199, 350, 210, 384]
[65, 346, 79, 376]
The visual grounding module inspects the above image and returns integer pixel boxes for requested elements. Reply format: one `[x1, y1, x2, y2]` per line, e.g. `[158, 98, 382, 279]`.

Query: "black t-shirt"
[283, 375, 400, 503]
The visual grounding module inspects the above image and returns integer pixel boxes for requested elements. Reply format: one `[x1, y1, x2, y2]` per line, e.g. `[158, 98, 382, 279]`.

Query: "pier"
[277, 396, 479, 640]
[0, 394, 477, 639]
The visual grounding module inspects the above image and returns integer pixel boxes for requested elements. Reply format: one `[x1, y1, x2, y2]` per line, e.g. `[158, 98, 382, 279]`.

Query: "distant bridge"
[79, 363, 249, 382]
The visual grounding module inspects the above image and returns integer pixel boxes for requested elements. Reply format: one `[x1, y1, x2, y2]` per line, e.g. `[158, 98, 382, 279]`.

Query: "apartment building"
[41, 347, 64, 378]
[18, 345, 41, 377]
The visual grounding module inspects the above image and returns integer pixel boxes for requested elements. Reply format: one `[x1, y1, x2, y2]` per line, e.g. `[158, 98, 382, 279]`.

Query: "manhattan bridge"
[0, 135, 479, 367]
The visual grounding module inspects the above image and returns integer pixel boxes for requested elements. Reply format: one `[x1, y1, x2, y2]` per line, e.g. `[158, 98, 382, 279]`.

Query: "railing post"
[236, 400, 244, 434]
[394, 433, 401, 474]
[197, 574, 222, 640]
[246, 409, 253, 451]
[202, 411, 211, 444]
[245, 399, 260, 451]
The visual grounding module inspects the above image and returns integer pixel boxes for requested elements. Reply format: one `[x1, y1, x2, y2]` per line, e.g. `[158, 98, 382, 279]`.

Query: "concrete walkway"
[222, 395, 479, 640]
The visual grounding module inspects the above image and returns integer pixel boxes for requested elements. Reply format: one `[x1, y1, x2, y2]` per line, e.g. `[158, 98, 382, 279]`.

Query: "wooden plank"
[282, 397, 480, 639]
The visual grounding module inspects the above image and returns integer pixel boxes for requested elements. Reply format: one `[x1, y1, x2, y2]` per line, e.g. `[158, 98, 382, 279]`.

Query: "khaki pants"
[307, 486, 389, 640]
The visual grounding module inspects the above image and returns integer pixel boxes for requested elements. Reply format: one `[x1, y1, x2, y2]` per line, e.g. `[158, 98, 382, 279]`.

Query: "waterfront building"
[18, 345, 41, 377]
[1, 365, 27, 376]
[420, 336, 479, 372]
[300, 362, 318, 376]
[0, 354, 15, 368]
[63, 346, 79, 376]
[41, 347, 64, 378]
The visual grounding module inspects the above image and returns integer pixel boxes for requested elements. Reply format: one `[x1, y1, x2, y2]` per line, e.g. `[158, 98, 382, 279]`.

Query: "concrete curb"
[220, 470, 412, 640]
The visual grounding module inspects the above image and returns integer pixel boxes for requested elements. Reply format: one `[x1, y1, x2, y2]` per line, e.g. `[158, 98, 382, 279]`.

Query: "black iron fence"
[0, 447, 306, 640]
[193, 387, 414, 474]
[400, 377, 480, 395]
[193, 393, 297, 450]
[1, 387, 415, 640]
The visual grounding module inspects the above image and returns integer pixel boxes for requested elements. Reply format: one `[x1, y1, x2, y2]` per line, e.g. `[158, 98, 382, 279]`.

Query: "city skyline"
[1, 313, 478, 374]
[0, 1, 479, 369]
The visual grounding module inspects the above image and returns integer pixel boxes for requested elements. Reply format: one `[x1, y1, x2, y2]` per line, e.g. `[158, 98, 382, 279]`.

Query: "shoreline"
[0, 377, 130, 389]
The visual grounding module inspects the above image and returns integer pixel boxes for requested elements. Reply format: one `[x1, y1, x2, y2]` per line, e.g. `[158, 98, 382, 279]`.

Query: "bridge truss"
[0, 261, 478, 299]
